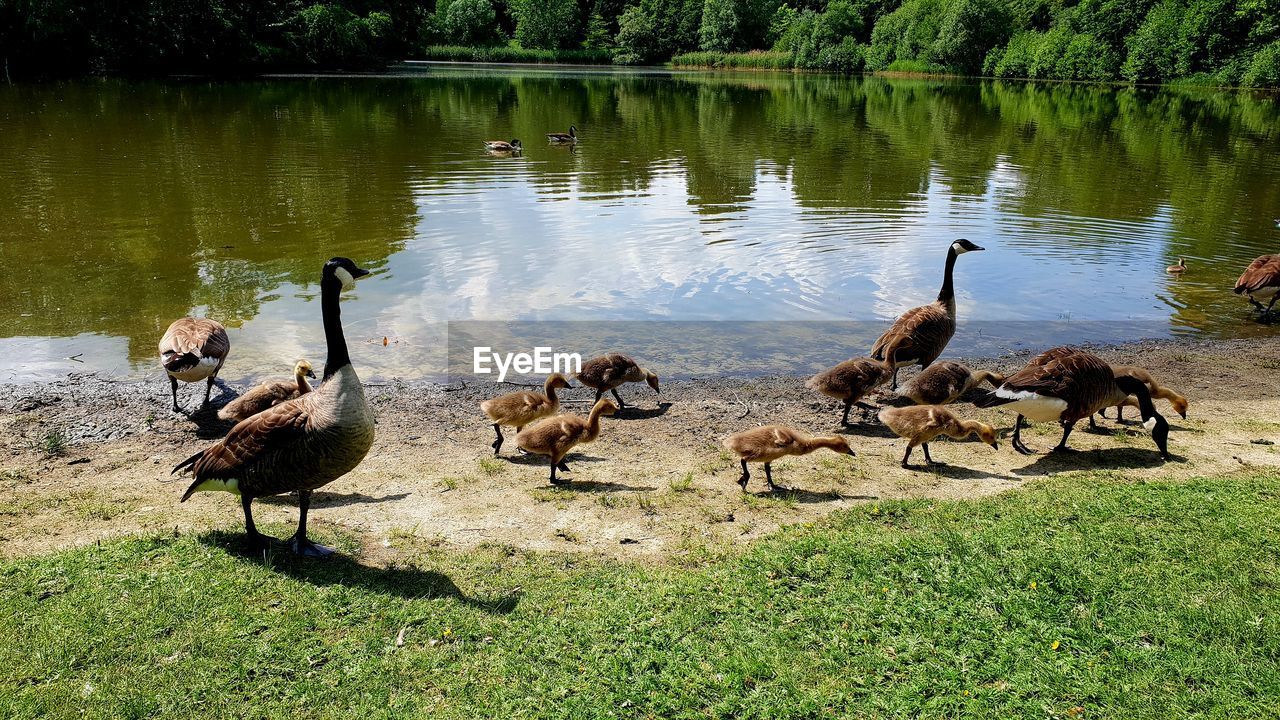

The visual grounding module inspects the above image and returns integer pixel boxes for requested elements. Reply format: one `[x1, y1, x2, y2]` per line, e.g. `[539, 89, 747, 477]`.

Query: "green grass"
[416, 46, 614, 65]
[3, 472, 1279, 718]
[670, 51, 796, 70]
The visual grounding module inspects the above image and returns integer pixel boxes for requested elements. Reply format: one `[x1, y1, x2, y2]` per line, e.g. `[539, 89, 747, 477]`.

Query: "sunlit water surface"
[1, 66, 1278, 382]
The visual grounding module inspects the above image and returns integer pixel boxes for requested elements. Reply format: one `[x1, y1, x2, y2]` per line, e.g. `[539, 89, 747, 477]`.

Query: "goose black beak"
[973, 244, 986, 251]
[306, 369, 317, 379]
[352, 267, 371, 279]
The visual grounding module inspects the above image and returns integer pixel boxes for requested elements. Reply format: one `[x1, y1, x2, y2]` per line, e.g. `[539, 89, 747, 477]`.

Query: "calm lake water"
[1, 65, 1278, 383]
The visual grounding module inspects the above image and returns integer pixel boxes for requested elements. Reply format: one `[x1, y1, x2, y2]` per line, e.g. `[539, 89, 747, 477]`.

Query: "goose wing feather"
[870, 302, 955, 368]
[578, 353, 638, 388]
[186, 398, 313, 496]
[1000, 347, 1113, 420]
[1235, 255, 1280, 294]
[160, 318, 229, 359]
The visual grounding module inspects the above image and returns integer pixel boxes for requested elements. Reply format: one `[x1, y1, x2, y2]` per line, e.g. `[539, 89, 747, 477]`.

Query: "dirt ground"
[2, 337, 1278, 561]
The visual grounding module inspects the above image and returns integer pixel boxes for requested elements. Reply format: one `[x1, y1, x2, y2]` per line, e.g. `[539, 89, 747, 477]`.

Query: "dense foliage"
[2, 0, 1278, 85]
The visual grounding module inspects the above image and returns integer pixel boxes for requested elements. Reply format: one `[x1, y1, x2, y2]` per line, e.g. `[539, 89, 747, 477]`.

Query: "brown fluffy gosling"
[806, 357, 891, 425]
[902, 361, 1005, 406]
[722, 424, 855, 492]
[480, 373, 573, 455]
[878, 405, 998, 469]
[516, 398, 618, 484]
[218, 359, 316, 422]
[1092, 365, 1189, 426]
[576, 353, 659, 409]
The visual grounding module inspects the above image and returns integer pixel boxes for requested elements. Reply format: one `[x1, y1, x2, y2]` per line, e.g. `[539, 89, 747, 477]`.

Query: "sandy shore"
[2, 336, 1278, 560]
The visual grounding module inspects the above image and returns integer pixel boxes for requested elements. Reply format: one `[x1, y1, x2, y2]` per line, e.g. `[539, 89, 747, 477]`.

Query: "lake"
[1, 65, 1278, 383]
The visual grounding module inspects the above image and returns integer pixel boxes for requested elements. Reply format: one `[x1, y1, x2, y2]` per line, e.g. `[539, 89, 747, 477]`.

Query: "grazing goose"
[516, 398, 618, 485]
[806, 357, 891, 425]
[871, 239, 985, 389]
[1093, 365, 1188, 424]
[159, 317, 230, 412]
[1234, 254, 1280, 316]
[974, 347, 1169, 459]
[484, 139, 522, 153]
[902, 361, 1004, 406]
[546, 125, 577, 143]
[723, 425, 855, 492]
[879, 405, 998, 468]
[1166, 258, 1186, 274]
[480, 373, 573, 455]
[217, 359, 316, 422]
[576, 353, 659, 409]
[173, 258, 375, 557]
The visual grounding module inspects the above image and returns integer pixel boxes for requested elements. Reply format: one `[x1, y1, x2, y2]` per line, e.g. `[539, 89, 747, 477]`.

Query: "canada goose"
[576, 353, 659, 409]
[173, 258, 375, 556]
[878, 405, 998, 468]
[217, 359, 316, 422]
[871, 239, 985, 389]
[974, 347, 1170, 459]
[806, 357, 891, 425]
[546, 125, 577, 143]
[1167, 258, 1186, 274]
[484, 139, 522, 153]
[723, 425, 855, 492]
[902, 361, 1004, 406]
[159, 317, 230, 412]
[516, 398, 618, 484]
[1234, 254, 1280, 316]
[1093, 365, 1188, 424]
[480, 373, 573, 455]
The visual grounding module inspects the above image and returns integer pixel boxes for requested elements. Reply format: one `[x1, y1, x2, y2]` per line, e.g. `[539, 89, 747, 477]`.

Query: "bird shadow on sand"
[614, 401, 672, 420]
[1011, 447, 1182, 477]
[747, 487, 874, 503]
[197, 530, 519, 613]
[542, 479, 658, 492]
[259, 491, 411, 508]
[502, 452, 608, 467]
[837, 421, 898, 439]
[901, 461, 1013, 481]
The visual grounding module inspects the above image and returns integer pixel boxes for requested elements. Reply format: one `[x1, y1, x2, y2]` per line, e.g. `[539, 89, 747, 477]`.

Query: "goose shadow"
[615, 401, 672, 420]
[260, 491, 411, 508]
[503, 452, 608, 467]
[196, 530, 519, 613]
[900, 461, 1013, 481]
[542, 480, 658, 492]
[747, 487, 866, 503]
[837, 422, 897, 439]
[1011, 447, 1182, 477]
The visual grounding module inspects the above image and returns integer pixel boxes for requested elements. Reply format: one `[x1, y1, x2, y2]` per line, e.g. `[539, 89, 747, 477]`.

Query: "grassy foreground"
[2, 472, 1278, 718]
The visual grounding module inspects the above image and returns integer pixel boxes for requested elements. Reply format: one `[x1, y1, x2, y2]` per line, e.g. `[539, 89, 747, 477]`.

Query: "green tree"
[510, 0, 581, 49]
[441, 0, 501, 46]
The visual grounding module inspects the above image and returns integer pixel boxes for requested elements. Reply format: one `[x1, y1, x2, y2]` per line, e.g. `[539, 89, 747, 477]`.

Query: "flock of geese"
[157, 242, 1280, 556]
[483, 125, 578, 155]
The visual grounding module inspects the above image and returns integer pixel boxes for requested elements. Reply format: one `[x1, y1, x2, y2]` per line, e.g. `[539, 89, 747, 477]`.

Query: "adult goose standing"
[871, 239, 985, 389]
[173, 258, 375, 556]
[217, 359, 317, 422]
[546, 125, 577, 144]
[1234, 254, 1280, 316]
[974, 347, 1170, 459]
[159, 317, 230, 413]
[480, 373, 573, 455]
[576, 353, 659, 409]
[902, 361, 1004, 406]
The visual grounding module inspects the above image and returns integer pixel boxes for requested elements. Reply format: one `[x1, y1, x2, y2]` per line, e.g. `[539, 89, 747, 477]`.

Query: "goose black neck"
[1115, 376, 1158, 420]
[321, 275, 349, 380]
[937, 245, 958, 303]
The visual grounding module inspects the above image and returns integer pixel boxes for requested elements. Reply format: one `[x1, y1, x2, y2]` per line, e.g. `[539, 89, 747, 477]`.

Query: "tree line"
[2, 0, 1278, 86]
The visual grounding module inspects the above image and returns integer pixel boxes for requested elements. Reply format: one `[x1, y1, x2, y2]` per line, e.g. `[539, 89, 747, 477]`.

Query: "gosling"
[1093, 365, 1189, 425]
[217, 359, 316, 422]
[516, 398, 618, 485]
[878, 405, 998, 469]
[902, 361, 1004, 406]
[722, 424, 855, 492]
[806, 357, 891, 425]
[480, 373, 573, 455]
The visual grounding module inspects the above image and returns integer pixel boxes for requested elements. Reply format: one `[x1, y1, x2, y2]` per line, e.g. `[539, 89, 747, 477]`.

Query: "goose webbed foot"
[289, 535, 335, 557]
[557, 460, 570, 472]
[245, 531, 277, 552]
[764, 463, 789, 493]
[1012, 415, 1037, 455]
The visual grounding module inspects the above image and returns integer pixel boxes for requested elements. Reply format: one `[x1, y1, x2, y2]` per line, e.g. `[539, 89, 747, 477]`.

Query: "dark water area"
[1, 66, 1277, 382]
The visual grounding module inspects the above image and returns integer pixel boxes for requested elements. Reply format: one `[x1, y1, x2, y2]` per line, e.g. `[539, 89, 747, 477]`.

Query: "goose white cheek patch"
[335, 267, 355, 291]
